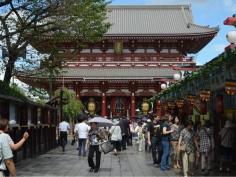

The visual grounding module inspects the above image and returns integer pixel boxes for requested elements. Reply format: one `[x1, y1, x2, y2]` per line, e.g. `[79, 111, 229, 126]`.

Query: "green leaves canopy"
[0, 0, 110, 84]
[55, 88, 83, 121]
[150, 49, 236, 102]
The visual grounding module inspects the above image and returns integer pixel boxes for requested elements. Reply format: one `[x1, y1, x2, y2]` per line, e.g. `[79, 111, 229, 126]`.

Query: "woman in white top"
[135, 122, 145, 152]
[109, 119, 122, 156]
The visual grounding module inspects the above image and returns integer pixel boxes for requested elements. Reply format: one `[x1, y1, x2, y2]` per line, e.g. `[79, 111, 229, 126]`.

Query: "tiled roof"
[54, 67, 175, 80]
[18, 67, 177, 80]
[105, 5, 218, 36]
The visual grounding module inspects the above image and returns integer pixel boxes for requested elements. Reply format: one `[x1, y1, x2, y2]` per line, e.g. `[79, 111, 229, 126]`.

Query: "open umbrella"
[77, 113, 88, 122]
[142, 116, 148, 122]
[88, 116, 113, 127]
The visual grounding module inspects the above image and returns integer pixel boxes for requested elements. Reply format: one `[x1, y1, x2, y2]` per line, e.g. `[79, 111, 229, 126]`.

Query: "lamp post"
[161, 83, 167, 90]
[173, 73, 182, 81]
[224, 14, 236, 51]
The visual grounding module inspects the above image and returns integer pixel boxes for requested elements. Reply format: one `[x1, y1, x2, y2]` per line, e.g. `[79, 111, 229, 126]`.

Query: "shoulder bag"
[99, 127, 116, 154]
[203, 128, 212, 151]
[179, 129, 186, 151]
[99, 140, 114, 154]
[179, 142, 186, 151]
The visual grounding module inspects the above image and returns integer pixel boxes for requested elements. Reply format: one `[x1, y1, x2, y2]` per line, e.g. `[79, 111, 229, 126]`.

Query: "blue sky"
[111, 0, 236, 65]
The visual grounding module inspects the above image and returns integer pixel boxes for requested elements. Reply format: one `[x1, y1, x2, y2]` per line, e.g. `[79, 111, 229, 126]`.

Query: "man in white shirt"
[59, 119, 70, 152]
[74, 120, 90, 156]
[0, 118, 16, 177]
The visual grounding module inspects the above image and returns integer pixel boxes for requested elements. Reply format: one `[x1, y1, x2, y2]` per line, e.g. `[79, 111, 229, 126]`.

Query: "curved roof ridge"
[107, 5, 191, 9]
[189, 23, 219, 31]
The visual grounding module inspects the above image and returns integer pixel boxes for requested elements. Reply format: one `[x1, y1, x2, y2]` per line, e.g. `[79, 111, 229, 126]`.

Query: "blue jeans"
[79, 139, 87, 156]
[160, 140, 170, 170]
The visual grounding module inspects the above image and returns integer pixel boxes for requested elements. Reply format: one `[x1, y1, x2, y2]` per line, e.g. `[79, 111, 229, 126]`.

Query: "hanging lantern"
[175, 99, 184, 108]
[225, 81, 236, 95]
[226, 31, 236, 44]
[167, 102, 175, 109]
[114, 41, 123, 54]
[224, 16, 236, 26]
[199, 91, 211, 102]
[173, 73, 181, 81]
[187, 95, 196, 105]
[161, 83, 167, 90]
[162, 103, 168, 111]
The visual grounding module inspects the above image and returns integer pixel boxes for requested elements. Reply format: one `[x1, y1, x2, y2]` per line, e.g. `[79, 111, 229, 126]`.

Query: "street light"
[173, 73, 181, 81]
[161, 83, 167, 90]
[226, 30, 236, 44]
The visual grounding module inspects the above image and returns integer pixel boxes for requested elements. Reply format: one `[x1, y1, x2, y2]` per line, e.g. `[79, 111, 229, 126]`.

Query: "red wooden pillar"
[74, 82, 81, 100]
[101, 93, 107, 117]
[111, 97, 116, 117]
[131, 92, 136, 118]
[156, 100, 161, 118]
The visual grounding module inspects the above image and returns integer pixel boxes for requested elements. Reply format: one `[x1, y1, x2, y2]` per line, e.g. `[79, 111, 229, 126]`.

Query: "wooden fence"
[0, 94, 58, 162]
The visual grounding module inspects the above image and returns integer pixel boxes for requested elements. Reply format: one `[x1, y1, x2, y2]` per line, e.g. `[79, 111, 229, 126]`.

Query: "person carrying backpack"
[219, 120, 235, 172]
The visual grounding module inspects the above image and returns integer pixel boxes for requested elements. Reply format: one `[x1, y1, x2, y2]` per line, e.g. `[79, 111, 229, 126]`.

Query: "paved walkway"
[16, 144, 236, 177]
[16, 144, 181, 177]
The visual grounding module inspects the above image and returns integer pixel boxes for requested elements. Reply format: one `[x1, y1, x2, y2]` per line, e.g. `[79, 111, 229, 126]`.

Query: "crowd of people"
[138, 114, 235, 177]
[0, 112, 233, 177]
[59, 113, 235, 177]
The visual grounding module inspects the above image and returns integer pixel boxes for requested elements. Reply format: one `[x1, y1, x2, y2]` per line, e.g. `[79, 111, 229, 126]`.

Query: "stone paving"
[16, 144, 235, 177]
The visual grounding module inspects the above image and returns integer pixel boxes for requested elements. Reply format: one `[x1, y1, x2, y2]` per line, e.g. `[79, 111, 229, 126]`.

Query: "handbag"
[99, 140, 114, 154]
[99, 126, 116, 154]
[179, 142, 186, 151]
[203, 128, 212, 152]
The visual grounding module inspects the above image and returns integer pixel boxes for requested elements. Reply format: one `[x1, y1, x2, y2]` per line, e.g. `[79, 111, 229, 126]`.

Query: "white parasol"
[88, 116, 113, 127]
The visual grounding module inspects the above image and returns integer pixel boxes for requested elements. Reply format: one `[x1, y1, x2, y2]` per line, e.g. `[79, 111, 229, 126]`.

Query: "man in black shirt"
[148, 116, 163, 165]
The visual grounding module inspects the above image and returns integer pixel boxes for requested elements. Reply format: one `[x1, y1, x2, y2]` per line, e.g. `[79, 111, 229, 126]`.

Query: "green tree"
[0, 0, 110, 85]
[55, 88, 83, 121]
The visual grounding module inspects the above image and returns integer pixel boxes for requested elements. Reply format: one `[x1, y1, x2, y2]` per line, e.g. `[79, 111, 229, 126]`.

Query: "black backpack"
[156, 125, 162, 141]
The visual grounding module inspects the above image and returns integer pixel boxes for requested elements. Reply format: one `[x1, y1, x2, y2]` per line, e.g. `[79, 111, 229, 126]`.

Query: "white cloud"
[223, 0, 236, 12]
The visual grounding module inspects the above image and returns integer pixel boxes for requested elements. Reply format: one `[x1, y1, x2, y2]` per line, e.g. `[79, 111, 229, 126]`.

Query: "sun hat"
[112, 119, 120, 125]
